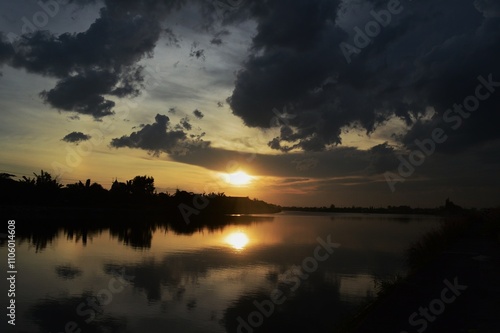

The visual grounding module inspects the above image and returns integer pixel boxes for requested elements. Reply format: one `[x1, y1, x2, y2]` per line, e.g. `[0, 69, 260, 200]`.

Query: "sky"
[0, 0, 499, 208]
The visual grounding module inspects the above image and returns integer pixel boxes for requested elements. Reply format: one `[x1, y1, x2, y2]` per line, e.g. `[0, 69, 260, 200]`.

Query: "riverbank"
[342, 210, 500, 333]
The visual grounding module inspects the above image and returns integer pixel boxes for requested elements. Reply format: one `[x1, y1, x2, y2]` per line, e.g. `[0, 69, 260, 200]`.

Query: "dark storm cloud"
[365, 142, 399, 175]
[110, 114, 209, 156]
[3, 0, 190, 118]
[39, 68, 143, 118]
[0, 33, 14, 74]
[2, 0, 498, 160]
[227, 0, 500, 153]
[62, 131, 91, 143]
[193, 109, 204, 119]
[169, 139, 500, 206]
[170, 143, 399, 179]
[474, 0, 500, 17]
[0, 33, 12, 59]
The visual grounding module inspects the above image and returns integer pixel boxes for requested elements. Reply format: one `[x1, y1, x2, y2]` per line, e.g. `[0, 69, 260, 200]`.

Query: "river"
[0, 212, 441, 333]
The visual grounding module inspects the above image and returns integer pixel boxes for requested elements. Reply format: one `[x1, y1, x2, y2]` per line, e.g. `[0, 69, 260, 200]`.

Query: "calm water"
[1, 212, 440, 333]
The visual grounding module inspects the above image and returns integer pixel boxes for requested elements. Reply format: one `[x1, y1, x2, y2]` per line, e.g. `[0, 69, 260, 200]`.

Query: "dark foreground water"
[0, 212, 440, 333]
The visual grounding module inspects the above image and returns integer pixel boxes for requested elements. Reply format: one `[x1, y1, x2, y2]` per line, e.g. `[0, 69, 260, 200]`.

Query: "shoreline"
[339, 210, 500, 333]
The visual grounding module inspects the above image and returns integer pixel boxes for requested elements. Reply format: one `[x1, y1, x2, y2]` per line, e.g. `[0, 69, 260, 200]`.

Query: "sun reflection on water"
[225, 231, 249, 250]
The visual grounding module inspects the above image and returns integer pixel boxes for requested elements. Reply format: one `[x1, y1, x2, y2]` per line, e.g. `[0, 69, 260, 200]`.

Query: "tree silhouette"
[129, 175, 155, 197]
[2, 168, 281, 215]
[30, 170, 63, 191]
[0, 173, 15, 181]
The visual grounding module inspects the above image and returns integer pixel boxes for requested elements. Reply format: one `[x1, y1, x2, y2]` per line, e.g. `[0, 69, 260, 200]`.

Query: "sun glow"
[224, 171, 253, 186]
[225, 232, 249, 250]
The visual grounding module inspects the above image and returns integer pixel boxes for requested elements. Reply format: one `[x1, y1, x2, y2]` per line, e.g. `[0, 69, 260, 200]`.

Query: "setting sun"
[225, 232, 249, 250]
[224, 171, 253, 186]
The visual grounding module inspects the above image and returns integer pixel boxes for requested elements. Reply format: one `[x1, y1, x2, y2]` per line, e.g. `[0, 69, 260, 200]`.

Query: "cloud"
[189, 42, 206, 61]
[210, 29, 230, 45]
[168, 139, 500, 207]
[4, 0, 191, 118]
[226, 0, 500, 153]
[179, 116, 192, 130]
[2, 0, 499, 160]
[475, 0, 500, 17]
[170, 143, 399, 179]
[193, 109, 204, 119]
[0, 33, 12, 61]
[0, 33, 13, 74]
[1, 0, 251, 116]
[62, 131, 92, 143]
[164, 27, 181, 47]
[110, 113, 209, 156]
[39, 69, 134, 118]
